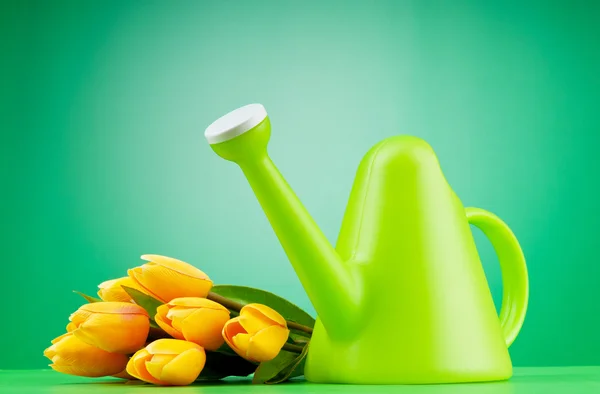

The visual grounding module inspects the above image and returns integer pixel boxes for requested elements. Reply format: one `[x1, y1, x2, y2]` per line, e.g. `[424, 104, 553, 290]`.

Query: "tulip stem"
[286, 321, 314, 335]
[207, 291, 314, 335]
[282, 343, 304, 354]
[207, 291, 245, 311]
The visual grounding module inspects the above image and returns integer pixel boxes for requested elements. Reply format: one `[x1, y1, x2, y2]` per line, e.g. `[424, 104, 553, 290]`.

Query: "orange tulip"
[68, 302, 150, 354]
[222, 303, 289, 362]
[128, 254, 213, 303]
[44, 333, 128, 377]
[155, 297, 229, 351]
[126, 339, 206, 386]
[97, 276, 148, 303]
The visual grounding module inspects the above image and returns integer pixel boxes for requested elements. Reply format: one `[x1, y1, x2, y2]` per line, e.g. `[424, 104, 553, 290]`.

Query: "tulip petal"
[156, 317, 184, 340]
[71, 326, 100, 352]
[128, 267, 166, 301]
[168, 297, 227, 310]
[160, 348, 206, 386]
[46, 335, 84, 363]
[155, 308, 184, 340]
[47, 334, 128, 377]
[128, 349, 162, 385]
[43, 346, 57, 360]
[51, 364, 108, 378]
[98, 278, 119, 290]
[145, 354, 176, 382]
[126, 351, 142, 373]
[145, 339, 202, 355]
[50, 358, 126, 378]
[246, 325, 290, 362]
[126, 350, 144, 378]
[232, 333, 252, 359]
[79, 302, 149, 316]
[69, 309, 92, 328]
[156, 303, 170, 319]
[222, 317, 245, 340]
[144, 361, 164, 382]
[238, 310, 273, 335]
[166, 307, 196, 332]
[155, 304, 174, 327]
[131, 263, 213, 302]
[140, 254, 210, 279]
[97, 279, 129, 302]
[241, 304, 287, 327]
[73, 312, 149, 354]
[50, 355, 74, 367]
[182, 308, 229, 351]
[50, 332, 71, 344]
[98, 277, 148, 303]
[150, 354, 177, 364]
[66, 322, 77, 332]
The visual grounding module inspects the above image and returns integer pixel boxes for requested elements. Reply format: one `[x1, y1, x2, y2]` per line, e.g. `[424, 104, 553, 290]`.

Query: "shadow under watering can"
[204, 104, 529, 385]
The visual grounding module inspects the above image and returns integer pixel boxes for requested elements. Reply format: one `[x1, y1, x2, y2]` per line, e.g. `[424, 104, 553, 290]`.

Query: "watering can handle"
[466, 207, 529, 348]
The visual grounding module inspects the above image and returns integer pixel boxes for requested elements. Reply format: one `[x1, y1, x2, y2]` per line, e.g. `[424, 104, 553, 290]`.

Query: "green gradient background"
[1, 1, 599, 370]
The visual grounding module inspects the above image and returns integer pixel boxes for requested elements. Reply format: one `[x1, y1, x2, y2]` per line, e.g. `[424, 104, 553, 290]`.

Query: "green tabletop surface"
[1, 367, 599, 394]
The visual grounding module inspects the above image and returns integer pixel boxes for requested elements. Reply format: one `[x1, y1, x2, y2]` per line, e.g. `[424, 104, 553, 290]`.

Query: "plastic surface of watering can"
[204, 104, 528, 384]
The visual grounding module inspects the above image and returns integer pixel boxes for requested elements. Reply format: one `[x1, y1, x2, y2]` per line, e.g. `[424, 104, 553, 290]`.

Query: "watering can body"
[205, 104, 528, 384]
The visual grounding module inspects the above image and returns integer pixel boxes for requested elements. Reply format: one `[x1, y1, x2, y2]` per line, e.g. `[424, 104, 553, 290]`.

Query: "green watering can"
[204, 104, 529, 384]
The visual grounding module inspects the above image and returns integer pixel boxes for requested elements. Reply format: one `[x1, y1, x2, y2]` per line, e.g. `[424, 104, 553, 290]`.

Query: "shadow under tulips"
[45, 378, 518, 394]
[41, 367, 600, 394]
[47, 380, 254, 394]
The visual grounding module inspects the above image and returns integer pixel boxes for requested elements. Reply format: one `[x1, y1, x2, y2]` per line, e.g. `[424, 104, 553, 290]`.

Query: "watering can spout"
[204, 104, 359, 339]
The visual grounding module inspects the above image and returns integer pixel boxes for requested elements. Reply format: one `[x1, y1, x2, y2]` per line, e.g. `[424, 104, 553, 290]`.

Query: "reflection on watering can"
[205, 104, 528, 384]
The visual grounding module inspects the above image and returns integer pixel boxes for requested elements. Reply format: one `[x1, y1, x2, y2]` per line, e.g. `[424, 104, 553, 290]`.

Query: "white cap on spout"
[204, 103, 267, 144]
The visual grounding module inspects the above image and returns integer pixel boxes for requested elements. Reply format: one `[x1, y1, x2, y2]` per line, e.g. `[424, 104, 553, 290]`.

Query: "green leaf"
[266, 345, 309, 384]
[73, 290, 102, 303]
[196, 351, 256, 381]
[289, 331, 309, 345]
[252, 344, 309, 384]
[121, 286, 163, 320]
[215, 342, 238, 357]
[210, 285, 315, 328]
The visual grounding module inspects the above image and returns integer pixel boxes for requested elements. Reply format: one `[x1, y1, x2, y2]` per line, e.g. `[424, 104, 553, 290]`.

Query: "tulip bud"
[68, 302, 150, 354]
[128, 254, 213, 303]
[126, 339, 206, 386]
[222, 303, 289, 362]
[155, 297, 229, 351]
[97, 277, 148, 303]
[44, 333, 128, 377]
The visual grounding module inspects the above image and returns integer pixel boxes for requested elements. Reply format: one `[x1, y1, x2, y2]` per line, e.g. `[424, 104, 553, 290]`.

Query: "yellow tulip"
[44, 333, 128, 377]
[68, 302, 150, 354]
[128, 254, 213, 303]
[222, 303, 289, 362]
[155, 297, 229, 351]
[97, 276, 148, 302]
[126, 339, 206, 386]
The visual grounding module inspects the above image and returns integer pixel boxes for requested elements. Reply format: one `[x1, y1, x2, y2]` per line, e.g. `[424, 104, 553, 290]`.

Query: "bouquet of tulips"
[44, 254, 314, 386]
